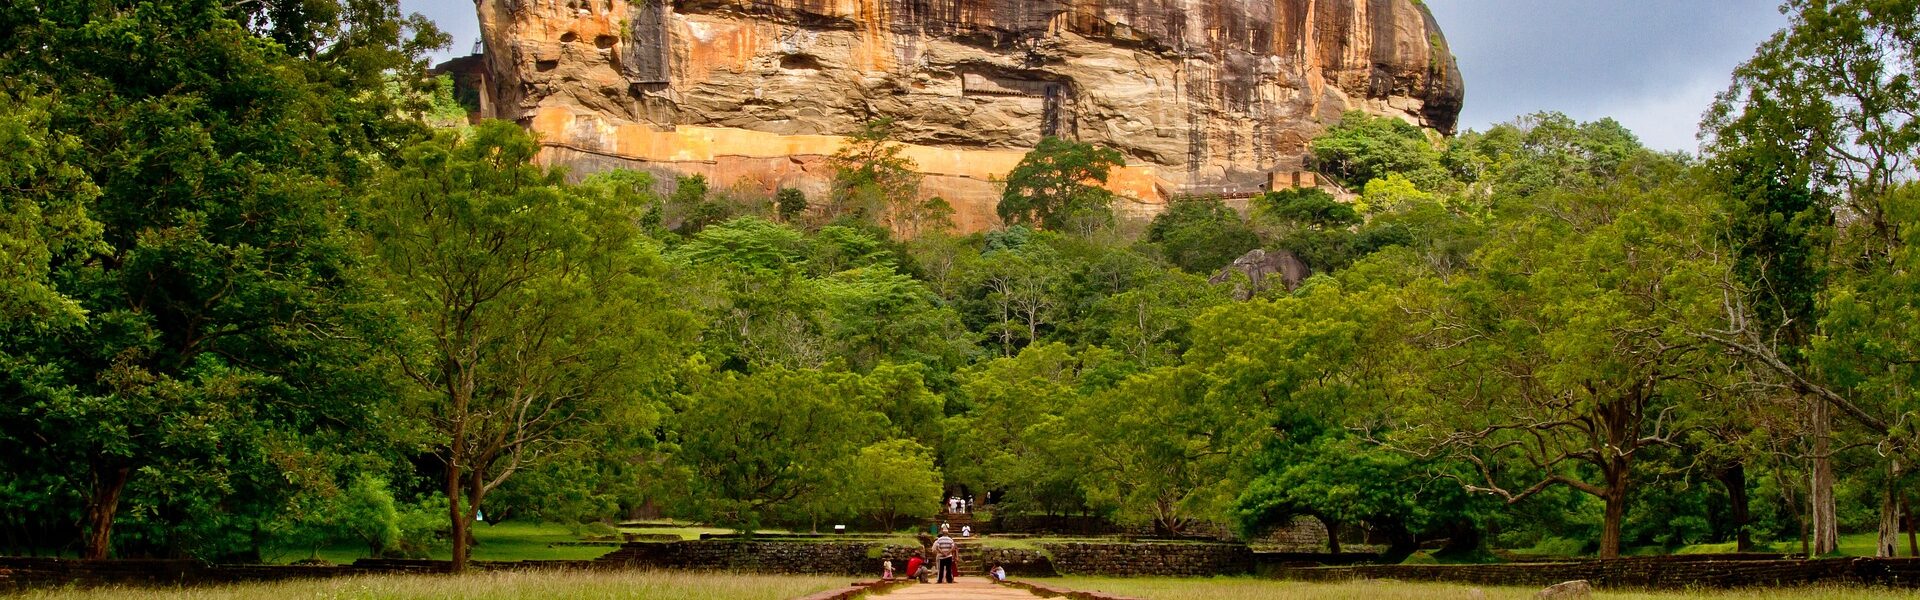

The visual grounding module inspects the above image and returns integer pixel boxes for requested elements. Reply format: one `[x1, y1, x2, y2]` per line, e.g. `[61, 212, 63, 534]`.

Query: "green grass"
[294, 521, 623, 565]
[1, 570, 841, 600]
[614, 525, 738, 541]
[1671, 532, 1908, 559]
[291, 520, 933, 566]
[1506, 531, 1912, 560]
[1053, 576, 1920, 600]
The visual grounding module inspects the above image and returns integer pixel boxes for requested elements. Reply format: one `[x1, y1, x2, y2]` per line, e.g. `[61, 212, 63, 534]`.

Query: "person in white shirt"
[991, 565, 1007, 582]
[961, 525, 971, 538]
[933, 534, 960, 583]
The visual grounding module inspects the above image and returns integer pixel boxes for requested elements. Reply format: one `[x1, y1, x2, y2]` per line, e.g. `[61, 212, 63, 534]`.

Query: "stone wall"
[1271, 556, 1920, 589]
[1252, 552, 1380, 568]
[976, 547, 1057, 577]
[1252, 516, 1334, 551]
[593, 540, 906, 575]
[1040, 542, 1253, 577]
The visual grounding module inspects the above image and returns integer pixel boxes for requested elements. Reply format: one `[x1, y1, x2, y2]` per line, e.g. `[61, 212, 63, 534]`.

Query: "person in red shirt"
[905, 555, 926, 582]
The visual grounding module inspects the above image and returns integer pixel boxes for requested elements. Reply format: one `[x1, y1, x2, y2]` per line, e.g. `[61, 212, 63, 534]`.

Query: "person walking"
[933, 532, 959, 583]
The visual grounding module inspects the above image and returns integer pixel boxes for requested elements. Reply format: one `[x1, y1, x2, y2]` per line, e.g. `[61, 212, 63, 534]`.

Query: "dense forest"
[3, 0, 1919, 571]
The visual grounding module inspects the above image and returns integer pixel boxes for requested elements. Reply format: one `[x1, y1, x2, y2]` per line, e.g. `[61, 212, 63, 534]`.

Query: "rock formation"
[460, 0, 1464, 231]
[1209, 248, 1311, 299]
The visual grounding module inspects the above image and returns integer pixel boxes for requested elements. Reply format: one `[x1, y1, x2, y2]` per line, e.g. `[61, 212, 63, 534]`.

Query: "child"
[883, 559, 895, 580]
[991, 565, 1007, 582]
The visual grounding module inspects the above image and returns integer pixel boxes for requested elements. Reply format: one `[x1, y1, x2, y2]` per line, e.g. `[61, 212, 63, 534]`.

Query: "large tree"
[845, 439, 944, 531]
[1411, 164, 1729, 557]
[1702, 0, 1920, 556]
[1072, 365, 1248, 534]
[827, 119, 951, 235]
[1145, 197, 1261, 274]
[362, 122, 689, 571]
[0, 0, 434, 559]
[998, 137, 1125, 234]
[665, 367, 896, 531]
[1310, 110, 1450, 190]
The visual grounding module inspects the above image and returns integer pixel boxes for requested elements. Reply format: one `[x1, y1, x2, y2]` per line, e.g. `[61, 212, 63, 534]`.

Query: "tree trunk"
[1800, 508, 1810, 558]
[1315, 515, 1342, 554]
[1719, 464, 1753, 552]
[1438, 519, 1484, 559]
[1907, 497, 1917, 557]
[1599, 459, 1629, 559]
[465, 470, 490, 551]
[1878, 458, 1901, 557]
[82, 465, 131, 560]
[1810, 399, 1840, 555]
[446, 457, 468, 572]
[1377, 520, 1417, 564]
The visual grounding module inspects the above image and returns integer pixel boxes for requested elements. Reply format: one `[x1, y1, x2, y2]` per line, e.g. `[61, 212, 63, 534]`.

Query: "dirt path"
[868, 577, 1040, 599]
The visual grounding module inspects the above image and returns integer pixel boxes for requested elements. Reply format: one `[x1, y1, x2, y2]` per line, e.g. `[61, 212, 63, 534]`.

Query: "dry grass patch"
[1054, 577, 1920, 600]
[3, 569, 842, 600]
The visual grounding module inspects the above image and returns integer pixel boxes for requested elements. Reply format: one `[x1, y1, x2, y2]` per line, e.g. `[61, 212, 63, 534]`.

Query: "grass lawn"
[0, 570, 842, 600]
[616, 525, 738, 541]
[294, 521, 620, 565]
[1665, 532, 1912, 559]
[1054, 577, 1920, 599]
[289, 520, 926, 565]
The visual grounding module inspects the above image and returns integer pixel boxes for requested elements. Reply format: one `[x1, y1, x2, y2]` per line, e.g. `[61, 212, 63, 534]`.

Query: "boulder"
[1535, 580, 1592, 600]
[1208, 249, 1311, 299]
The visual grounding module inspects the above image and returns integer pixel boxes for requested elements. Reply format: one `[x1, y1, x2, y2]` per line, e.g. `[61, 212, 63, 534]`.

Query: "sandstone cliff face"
[471, 0, 1463, 231]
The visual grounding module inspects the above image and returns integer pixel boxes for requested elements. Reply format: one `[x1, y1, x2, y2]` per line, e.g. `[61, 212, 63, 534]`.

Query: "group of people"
[885, 549, 1006, 584]
[876, 492, 1008, 583]
[937, 520, 971, 538]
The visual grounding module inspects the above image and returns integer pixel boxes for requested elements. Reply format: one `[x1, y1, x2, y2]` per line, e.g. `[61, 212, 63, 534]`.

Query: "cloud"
[1594, 75, 1731, 153]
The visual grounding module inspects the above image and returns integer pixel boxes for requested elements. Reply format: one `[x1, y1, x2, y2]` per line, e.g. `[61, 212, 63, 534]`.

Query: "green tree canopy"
[1145, 197, 1261, 274]
[361, 121, 691, 570]
[1310, 111, 1449, 189]
[0, 0, 435, 560]
[998, 137, 1126, 233]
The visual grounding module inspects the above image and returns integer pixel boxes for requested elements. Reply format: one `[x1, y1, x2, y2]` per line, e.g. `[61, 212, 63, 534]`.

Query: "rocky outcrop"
[464, 0, 1463, 231]
[1209, 248, 1311, 297]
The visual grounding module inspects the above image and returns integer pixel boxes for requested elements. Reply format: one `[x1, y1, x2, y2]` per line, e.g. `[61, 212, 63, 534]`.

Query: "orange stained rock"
[527, 106, 1177, 207]
[679, 16, 762, 82]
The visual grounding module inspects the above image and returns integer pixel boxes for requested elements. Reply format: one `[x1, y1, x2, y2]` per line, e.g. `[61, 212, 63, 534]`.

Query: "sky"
[401, 0, 1790, 153]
